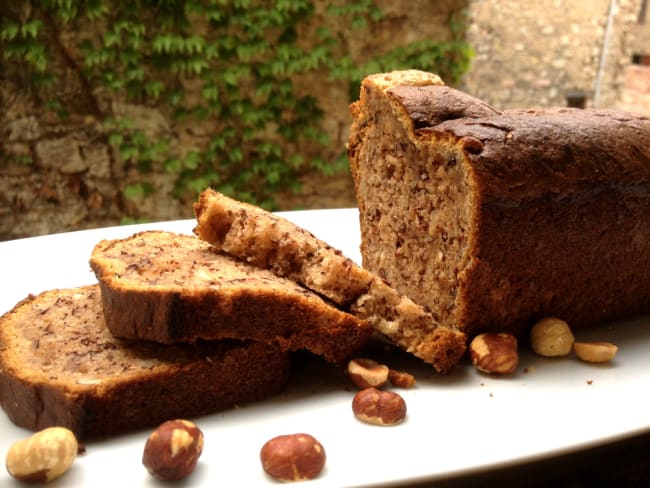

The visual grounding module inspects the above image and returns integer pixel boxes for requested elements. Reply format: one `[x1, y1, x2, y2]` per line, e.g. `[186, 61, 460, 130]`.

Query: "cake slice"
[0, 285, 290, 440]
[193, 189, 466, 373]
[347, 69, 650, 338]
[90, 230, 371, 364]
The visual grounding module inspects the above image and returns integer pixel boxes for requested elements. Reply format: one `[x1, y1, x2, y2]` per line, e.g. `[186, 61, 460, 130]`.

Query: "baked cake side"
[0, 285, 290, 439]
[90, 231, 372, 364]
[348, 69, 650, 338]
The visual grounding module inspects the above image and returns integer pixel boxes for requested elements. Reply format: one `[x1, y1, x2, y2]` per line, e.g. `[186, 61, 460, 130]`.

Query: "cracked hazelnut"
[469, 332, 518, 374]
[530, 317, 574, 357]
[352, 387, 407, 426]
[574, 341, 618, 363]
[260, 433, 326, 482]
[388, 369, 416, 388]
[142, 419, 204, 481]
[5, 427, 79, 483]
[347, 358, 390, 389]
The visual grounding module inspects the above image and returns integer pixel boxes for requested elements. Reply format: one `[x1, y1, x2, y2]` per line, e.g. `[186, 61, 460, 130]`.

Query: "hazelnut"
[574, 341, 618, 363]
[142, 419, 204, 481]
[388, 369, 416, 388]
[347, 358, 389, 389]
[530, 317, 574, 357]
[260, 433, 326, 482]
[469, 332, 518, 374]
[352, 387, 407, 426]
[5, 426, 79, 483]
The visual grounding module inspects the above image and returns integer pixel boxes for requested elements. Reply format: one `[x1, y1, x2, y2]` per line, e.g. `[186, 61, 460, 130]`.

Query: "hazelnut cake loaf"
[194, 188, 466, 373]
[0, 285, 290, 439]
[90, 230, 371, 364]
[348, 69, 650, 339]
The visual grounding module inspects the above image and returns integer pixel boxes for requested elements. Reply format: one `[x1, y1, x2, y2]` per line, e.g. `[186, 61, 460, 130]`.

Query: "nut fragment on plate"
[260, 433, 326, 482]
[469, 332, 518, 374]
[5, 426, 79, 483]
[142, 419, 204, 481]
[352, 387, 407, 426]
[530, 317, 575, 357]
[574, 341, 618, 363]
[388, 368, 416, 388]
[347, 357, 390, 389]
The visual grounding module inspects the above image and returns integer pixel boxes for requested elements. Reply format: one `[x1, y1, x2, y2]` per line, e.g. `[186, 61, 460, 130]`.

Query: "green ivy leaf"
[1, 22, 20, 41]
[4, 0, 472, 213]
[21, 20, 42, 39]
[184, 151, 201, 170]
[164, 157, 182, 173]
[108, 133, 124, 146]
[123, 182, 154, 200]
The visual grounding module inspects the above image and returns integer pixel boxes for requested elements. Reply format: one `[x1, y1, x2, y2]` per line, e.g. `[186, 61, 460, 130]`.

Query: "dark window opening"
[566, 91, 587, 109]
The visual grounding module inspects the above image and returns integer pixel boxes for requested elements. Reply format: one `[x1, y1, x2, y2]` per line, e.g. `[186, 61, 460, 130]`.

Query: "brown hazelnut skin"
[352, 387, 407, 425]
[469, 332, 519, 374]
[260, 433, 326, 482]
[347, 358, 390, 389]
[142, 419, 204, 481]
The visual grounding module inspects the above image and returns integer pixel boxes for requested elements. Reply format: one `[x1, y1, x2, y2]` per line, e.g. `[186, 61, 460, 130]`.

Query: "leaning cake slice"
[193, 189, 466, 373]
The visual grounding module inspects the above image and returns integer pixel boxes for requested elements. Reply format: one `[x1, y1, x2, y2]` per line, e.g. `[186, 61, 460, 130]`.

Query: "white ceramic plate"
[1, 209, 649, 487]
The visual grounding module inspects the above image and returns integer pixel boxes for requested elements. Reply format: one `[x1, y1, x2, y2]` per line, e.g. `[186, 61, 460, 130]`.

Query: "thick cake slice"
[348, 69, 650, 338]
[90, 231, 371, 364]
[193, 189, 466, 373]
[0, 285, 290, 440]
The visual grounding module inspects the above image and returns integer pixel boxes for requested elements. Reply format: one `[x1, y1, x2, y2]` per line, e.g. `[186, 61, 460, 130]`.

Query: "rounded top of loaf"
[364, 70, 444, 91]
[362, 77, 650, 201]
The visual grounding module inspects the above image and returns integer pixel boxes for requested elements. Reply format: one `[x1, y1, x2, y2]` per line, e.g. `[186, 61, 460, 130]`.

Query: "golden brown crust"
[0, 286, 290, 439]
[90, 231, 371, 364]
[193, 189, 466, 373]
[349, 69, 650, 339]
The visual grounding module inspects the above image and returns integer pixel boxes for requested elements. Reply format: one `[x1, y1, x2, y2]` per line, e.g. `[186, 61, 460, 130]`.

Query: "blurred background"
[1, 0, 649, 240]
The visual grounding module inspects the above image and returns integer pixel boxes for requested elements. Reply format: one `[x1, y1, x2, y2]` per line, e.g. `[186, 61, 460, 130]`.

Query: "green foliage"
[0, 1, 472, 210]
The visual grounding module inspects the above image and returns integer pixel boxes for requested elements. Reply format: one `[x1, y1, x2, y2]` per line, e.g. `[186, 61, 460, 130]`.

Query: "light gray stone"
[82, 143, 112, 179]
[6, 116, 41, 141]
[35, 136, 87, 173]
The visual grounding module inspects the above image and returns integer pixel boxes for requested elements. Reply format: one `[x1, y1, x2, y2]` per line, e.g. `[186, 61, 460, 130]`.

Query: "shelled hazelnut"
[347, 358, 390, 389]
[5, 427, 79, 483]
[142, 419, 204, 481]
[260, 433, 326, 482]
[530, 317, 574, 357]
[469, 332, 519, 374]
[352, 387, 407, 426]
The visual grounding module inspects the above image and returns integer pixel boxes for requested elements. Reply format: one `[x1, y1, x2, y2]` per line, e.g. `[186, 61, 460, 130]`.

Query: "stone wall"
[0, 0, 467, 240]
[463, 0, 643, 110]
[617, 64, 650, 112]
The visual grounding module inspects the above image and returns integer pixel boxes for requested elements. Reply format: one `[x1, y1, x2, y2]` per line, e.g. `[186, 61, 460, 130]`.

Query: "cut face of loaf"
[0, 285, 290, 439]
[194, 189, 466, 373]
[348, 69, 650, 338]
[90, 231, 371, 364]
